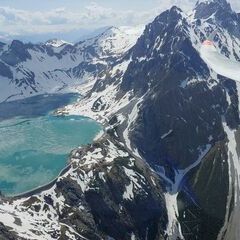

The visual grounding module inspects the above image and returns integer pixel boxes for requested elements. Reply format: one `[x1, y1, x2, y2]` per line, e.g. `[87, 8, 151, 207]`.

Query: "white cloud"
[155, 0, 194, 12]
[0, 2, 157, 36]
[0, 0, 239, 38]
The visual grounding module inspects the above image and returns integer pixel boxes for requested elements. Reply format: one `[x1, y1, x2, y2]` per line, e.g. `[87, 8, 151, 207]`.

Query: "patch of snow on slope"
[63, 59, 133, 123]
[200, 41, 240, 82]
[164, 144, 211, 239]
[122, 167, 146, 201]
[123, 94, 145, 152]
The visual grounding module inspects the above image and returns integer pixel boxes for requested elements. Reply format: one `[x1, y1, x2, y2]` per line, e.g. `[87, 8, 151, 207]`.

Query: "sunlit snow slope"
[200, 40, 240, 82]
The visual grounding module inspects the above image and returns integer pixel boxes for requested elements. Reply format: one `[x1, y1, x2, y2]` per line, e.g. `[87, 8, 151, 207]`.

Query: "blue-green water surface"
[0, 94, 101, 195]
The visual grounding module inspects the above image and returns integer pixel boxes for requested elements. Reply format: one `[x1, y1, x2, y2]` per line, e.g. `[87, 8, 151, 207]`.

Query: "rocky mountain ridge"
[0, 26, 141, 102]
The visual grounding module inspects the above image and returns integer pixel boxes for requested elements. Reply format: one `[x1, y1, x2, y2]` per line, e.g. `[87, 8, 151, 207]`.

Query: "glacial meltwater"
[0, 94, 101, 195]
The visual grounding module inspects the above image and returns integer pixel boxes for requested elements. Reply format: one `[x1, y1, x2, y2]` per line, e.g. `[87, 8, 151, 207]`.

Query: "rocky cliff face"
[0, 135, 167, 240]
[116, 3, 237, 238]
[1, 0, 240, 239]
[73, 0, 240, 239]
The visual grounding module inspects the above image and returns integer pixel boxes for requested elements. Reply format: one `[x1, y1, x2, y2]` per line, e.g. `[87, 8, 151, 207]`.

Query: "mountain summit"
[45, 39, 72, 48]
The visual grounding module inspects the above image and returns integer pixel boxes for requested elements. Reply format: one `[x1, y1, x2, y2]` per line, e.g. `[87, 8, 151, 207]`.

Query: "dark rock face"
[83, 162, 167, 240]
[9, 137, 167, 240]
[194, 0, 240, 37]
[121, 7, 195, 95]
[119, 6, 231, 175]
[178, 141, 229, 240]
[134, 82, 227, 172]
[71, 61, 106, 80]
[55, 178, 100, 239]
[113, 2, 240, 239]
[0, 40, 32, 66]
[70, 139, 167, 240]
[73, 1, 240, 238]
[0, 222, 19, 240]
[194, 0, 232, 19]
[0, 62, 13, 79]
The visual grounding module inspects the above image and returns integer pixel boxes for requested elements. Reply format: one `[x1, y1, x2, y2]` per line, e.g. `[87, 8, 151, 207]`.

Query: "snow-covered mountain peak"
[170, 5, 183, 13]
[45, 39, 72, 48]
[100, 26, 123, 37]
[74, 25, 143, 59]
[119, 25, 144, 36]
[95, 25, 143, 43]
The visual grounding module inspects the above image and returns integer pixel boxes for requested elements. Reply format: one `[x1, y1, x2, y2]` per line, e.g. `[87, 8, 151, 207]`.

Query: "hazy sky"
[0, 0, 239, 37]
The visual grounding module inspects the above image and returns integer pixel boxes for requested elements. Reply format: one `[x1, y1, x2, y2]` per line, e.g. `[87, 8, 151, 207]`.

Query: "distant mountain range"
[0, 27, 116, 44]
[0, 26, 143, 102]
[1, 0, 240, 239]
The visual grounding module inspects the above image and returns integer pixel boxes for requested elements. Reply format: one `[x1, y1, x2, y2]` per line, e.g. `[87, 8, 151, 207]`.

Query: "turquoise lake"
[0, 94, 101, 195]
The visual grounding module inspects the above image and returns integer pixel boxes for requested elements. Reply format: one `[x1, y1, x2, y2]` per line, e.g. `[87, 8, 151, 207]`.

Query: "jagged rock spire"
[194, 0, 232, 19]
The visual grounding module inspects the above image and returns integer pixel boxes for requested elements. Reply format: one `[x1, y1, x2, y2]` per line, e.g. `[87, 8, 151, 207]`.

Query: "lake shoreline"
[0, 93, 102, 197]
